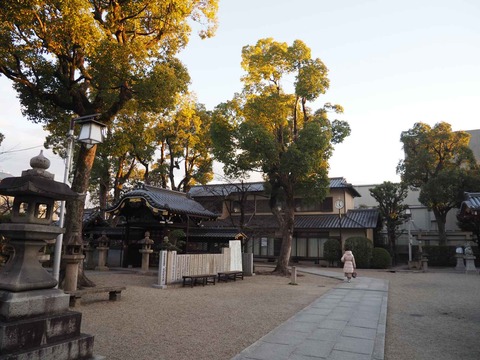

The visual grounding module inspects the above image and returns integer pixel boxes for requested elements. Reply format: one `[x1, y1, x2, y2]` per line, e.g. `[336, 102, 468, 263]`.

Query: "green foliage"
[345, 237, 373, 269]
[369, 182, 409, 224]
[160, 229, 186, 252]
[369, 181, 408, 264]
[398, 122, 478, 245]
[0, 1, 219, 234]
[422, 246, 457, 267]
[371, 247, 392, 269]
[210, 38, 350, 275]
[323, 239, 342, 266]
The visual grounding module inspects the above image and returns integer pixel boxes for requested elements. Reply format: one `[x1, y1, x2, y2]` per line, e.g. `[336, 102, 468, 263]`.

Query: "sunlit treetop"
[0, 0, 218, 124]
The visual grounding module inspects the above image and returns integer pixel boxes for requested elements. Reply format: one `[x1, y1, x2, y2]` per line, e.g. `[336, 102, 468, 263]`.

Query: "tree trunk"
[274, 194, 295, 276]
[387, 226, 397, 265]
[98, 154, 110, 219]
[433, 208, 448, 245]
[65, 144, 97, 289]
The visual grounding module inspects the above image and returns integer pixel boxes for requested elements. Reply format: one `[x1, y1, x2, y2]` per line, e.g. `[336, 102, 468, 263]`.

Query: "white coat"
[341, 250, 356, 274]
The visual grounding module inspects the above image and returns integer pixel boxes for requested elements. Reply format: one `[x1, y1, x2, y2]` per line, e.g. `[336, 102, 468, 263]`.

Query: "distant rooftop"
[189, 177, 361, 198]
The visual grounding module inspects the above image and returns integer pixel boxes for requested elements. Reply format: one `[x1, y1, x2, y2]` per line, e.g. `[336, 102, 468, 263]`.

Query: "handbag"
[352, 271, 357, 278]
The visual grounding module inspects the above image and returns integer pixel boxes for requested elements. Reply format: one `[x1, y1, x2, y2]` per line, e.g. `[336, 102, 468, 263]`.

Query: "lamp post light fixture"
[52, 114, 106, 286]
[76, 117, 106, 146]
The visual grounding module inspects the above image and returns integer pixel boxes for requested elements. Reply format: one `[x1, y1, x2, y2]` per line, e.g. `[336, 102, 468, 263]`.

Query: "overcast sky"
[1, 0, 480, 186]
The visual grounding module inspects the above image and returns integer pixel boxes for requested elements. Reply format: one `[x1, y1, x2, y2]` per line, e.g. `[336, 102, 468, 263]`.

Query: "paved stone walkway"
[232, 268, 388, 360]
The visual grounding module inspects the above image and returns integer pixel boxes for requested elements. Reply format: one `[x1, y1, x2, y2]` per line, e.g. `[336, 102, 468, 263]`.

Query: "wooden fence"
[156, 240, 243, 286]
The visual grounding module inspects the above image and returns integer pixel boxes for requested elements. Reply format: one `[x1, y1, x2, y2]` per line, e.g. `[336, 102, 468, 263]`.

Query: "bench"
[65, 286, 126, 307]
[217, 271, 244, 282]
[182, 274, 217, 287]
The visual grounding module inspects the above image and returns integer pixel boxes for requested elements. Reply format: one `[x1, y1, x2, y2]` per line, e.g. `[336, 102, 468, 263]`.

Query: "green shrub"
[323, 238, 342, 266]
[422, 245, 456, 266]
[344, 236, 373, 268]
[371, 247, 392, 269]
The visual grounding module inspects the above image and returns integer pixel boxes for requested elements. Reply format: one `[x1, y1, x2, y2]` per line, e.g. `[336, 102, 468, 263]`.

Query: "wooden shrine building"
[106, 183, 218, 267]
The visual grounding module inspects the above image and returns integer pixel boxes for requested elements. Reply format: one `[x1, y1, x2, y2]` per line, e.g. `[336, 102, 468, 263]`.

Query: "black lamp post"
[52, 114, 106, 284]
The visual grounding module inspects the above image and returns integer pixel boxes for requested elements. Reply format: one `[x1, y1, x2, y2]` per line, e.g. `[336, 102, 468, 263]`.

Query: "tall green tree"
[211, 38, 350, 275]
[369, 181, 409, 264]
[0, 1, 218, 255]
[397, 122, 477, 245]
[151, 95, 214, 192]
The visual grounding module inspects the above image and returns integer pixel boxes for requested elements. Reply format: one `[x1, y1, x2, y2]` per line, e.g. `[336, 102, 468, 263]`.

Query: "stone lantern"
[464, 242, 478, 274]
[0, 151, 101, 359]
[0, 151, 78, 291]
[139, 231, 154, 273]
[62, 231, 86, 291]
[83, 233, 96, 270]
[95, 231, 110, 271]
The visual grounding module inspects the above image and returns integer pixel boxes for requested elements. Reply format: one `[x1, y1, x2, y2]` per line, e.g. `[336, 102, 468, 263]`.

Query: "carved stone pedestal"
[140, 249, 154, 272]
[0, 289, 102, 360]
[95, 247, 109, 271]
[84, 246, 95, 270]
[63, 253, 85, 292]
[139, 231, 154, 273]
[455, 253, 466, 272]
[421, 257, 429, 272]
[465, 255, 478, 274]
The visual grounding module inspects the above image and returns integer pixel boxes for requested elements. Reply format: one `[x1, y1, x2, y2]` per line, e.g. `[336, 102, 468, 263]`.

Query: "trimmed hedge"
[371, 247, 392, 269]
[324, 238, 342, 266]
[422, 245, 457, 267]
[345, 236, 373, 269]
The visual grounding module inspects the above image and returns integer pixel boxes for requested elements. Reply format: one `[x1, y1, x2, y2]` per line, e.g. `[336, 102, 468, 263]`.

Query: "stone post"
[152, 250, 168, 289]
[83, 234, 95, 270]
[464, 243, 478, 274]
[290, 266, 298, 285]
[62, 232, 86, 292]
[421, 256, 429, 272]
[465, 255, 478, 274]
[95, 232, 110, 271]
[455, 253, 466, 272]
[139, 231, 154, 273]
[242, 252, 254, 276]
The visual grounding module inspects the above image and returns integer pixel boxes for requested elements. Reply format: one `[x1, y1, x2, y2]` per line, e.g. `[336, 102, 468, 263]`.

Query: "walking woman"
[341, 245, 356, 283]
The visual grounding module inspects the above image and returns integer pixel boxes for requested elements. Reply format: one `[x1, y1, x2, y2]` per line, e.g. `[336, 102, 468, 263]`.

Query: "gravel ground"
[369, 268, 480, 360]
[78, 266, 480, 360]
[80, 266, 338, 360]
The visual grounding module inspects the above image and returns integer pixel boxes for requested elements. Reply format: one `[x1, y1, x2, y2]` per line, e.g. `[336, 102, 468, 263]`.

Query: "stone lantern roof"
[0, 150, 77, 200]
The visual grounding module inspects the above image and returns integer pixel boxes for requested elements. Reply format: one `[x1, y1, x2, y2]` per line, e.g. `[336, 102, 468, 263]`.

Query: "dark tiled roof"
[203, 209, 379, 230]
[83, 208, 109, 227]
[106, 184, 218, 218]
[295, 209, 379, 229]
[188, 182, 265, 198]
[458, 192, 480, 219]
[329, 177, 361, 197]
[189, 178, 361, 198]
[461, 192, 480, 210]
[188, 228, 246, 239]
